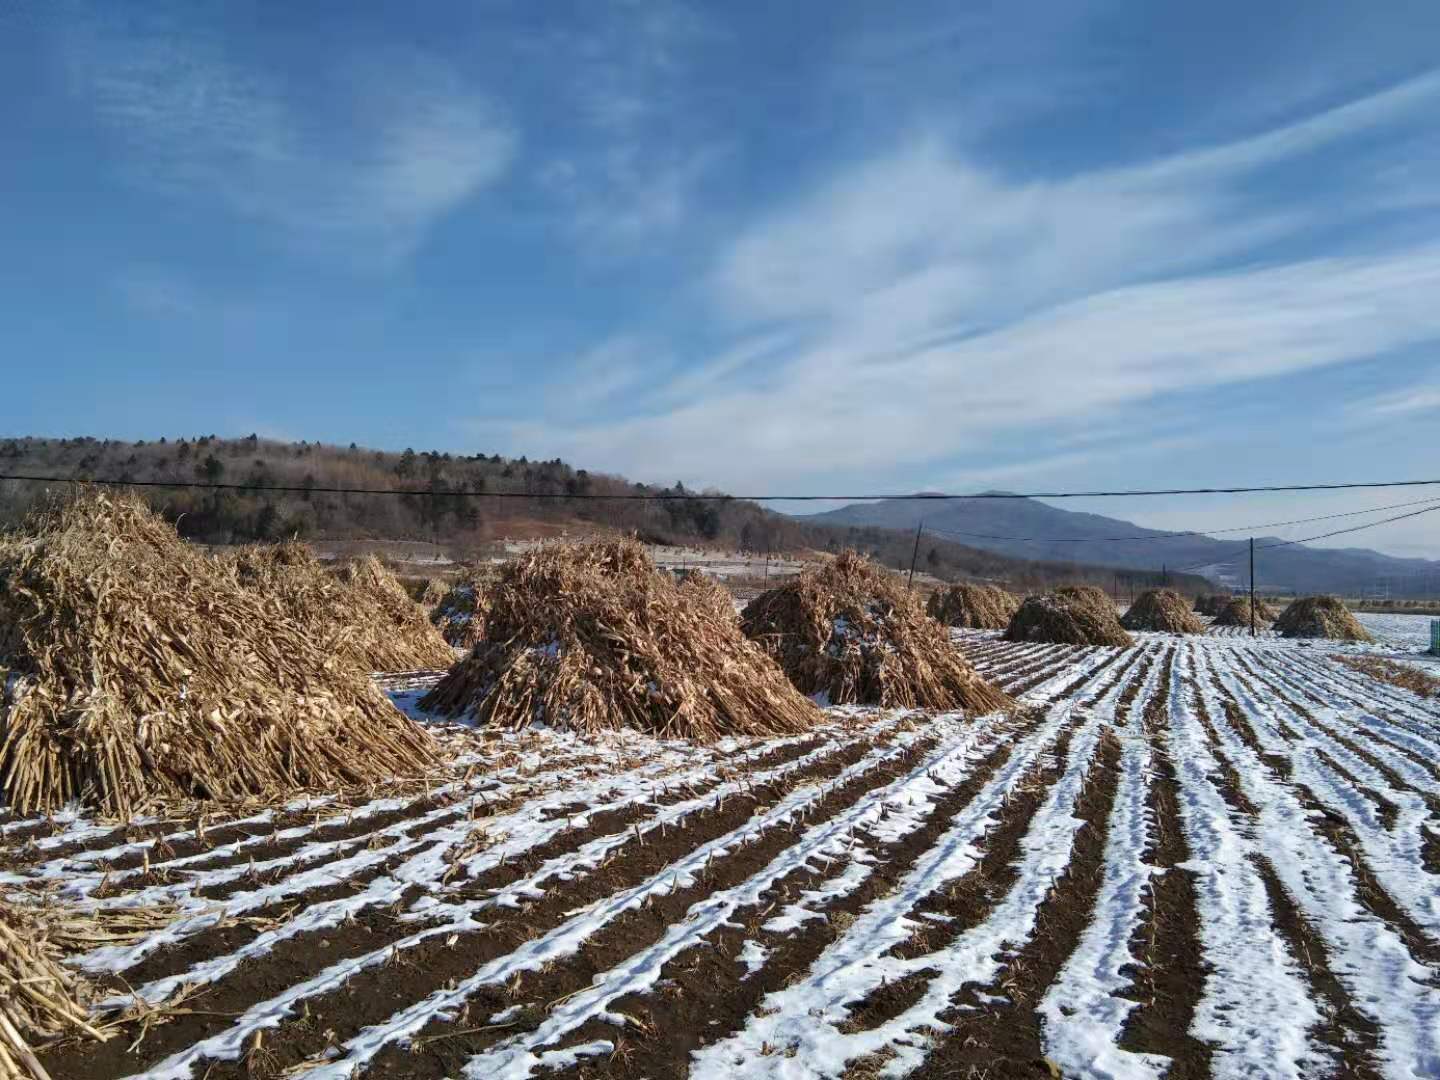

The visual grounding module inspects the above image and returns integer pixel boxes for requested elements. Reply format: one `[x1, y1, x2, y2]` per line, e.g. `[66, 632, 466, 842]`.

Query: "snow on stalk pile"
[4, 634, 1440, 1079]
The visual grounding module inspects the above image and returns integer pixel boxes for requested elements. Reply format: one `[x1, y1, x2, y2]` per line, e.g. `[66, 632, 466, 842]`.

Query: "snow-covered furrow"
[1205, 650, 1440, 929]
[1284, 651, 1440, 732]
[1178, 643, 1440, 1080]
[693, 701, 1106, 1078]
[1164, 646, 1327, 1079]
[119, 718, 950, 1080]
[973, 643, 1059, 680]
[1242, 651, 1440, 800]
[1039, 713, 1164, 1079]
[1019, 645, 1126, 706]
[456, 714, 1024, 1080]
[1209, 653, 1440, 933]
[84, 722, 881, 982]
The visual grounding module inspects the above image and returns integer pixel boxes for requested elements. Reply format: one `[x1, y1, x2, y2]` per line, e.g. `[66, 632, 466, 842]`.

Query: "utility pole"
[1249, 537, 1256, 638]
[907, 520, 923, 592]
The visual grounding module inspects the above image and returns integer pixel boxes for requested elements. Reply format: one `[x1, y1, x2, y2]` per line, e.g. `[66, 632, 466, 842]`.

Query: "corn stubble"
[741, 551, 1011, 713]
[421, 538, 817, 739]
[0, 492, 437, 817]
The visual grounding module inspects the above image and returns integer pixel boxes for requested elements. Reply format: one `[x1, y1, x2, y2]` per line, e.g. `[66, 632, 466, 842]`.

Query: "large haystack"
[1120, 589, 1206, 634]
[420, 538, 816, 739]
[1213, 596, 1277, 627]
[1194, 593, 1233, 617]
[740, 552, 1010, 713]
[0, 492, 437, 815]
[1273, 596, 1373, 642]
[1005, 588, 1135, 647]
[430, 578, 491, 650]
[228, 545, 455, 671]
[926, 583, 1021, 630]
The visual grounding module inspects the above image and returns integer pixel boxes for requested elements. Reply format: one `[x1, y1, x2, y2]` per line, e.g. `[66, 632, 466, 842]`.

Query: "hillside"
[803, 494, 1440, 596]
[0, 435, 1207, 594]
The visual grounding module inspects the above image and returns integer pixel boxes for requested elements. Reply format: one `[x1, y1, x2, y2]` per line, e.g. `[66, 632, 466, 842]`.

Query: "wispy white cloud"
[1354, 379, 1440, 417]
[64, 13, 515, 264]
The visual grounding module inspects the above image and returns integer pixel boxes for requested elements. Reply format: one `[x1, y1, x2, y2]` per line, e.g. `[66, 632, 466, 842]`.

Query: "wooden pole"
[1249, 537, 1256, 638]
[907, 520, 923, 592]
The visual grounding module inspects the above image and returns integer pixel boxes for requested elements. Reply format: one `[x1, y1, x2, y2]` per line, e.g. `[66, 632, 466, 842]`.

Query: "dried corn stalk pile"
[741, 552, 1011, 713]
[676, 569, 737, 620]
[1005, 585, 1135, 647]
[429, 576, 493, 650]
[1213, 596, 1277, 627]
[925, 583, 1020, 630]
[0, 492, 438, 815]
[421, 538, 816, 739]
[1120, 589, 1207, 634]
[227, 545, 455, 671]
[1194, 593, 1233, 616]
[1273, 595, 1373, 641]
[419, 577, 450, 607]
[0, 900, 106, 1080]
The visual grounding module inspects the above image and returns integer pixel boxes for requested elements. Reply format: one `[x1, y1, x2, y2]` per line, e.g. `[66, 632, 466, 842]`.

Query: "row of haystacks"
[1194, 593, 1233, 617]
[740, 554, 1012, 713]
[1005, 586, 1135, 648]
[228, 544, 455, 672]
[926, 583, 1020, 630]
[1120, 589, 1207, 634]
[0, 492, 438, 816]
[420, 539, 821, 739]
[1213, 595, 1278, 627]
[1273, 596, 1373, 641]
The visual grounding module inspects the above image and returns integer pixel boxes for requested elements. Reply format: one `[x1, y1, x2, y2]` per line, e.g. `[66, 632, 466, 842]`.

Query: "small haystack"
[740, 552, 1010, 713]
[1005, 587, 1135, 647]
[926, 583, 1021, 630]
[1194, 593, 1233, 617]
[1213, 596, 1277, 627]
[430, 578, 491, 650]
[1273, 596, 1373, 642]
[1120, 589, 1206, 634]
[228, 546, 455, 672]
[0, 492, 437, 815]
[420, 538, 816, 739]
[676, 568, 738, 620]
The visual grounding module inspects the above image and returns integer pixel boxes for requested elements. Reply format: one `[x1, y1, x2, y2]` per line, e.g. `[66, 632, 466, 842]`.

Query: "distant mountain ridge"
[801, 495, 1440, 597]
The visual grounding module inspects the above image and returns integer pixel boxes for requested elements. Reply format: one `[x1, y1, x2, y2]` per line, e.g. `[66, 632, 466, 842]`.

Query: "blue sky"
[4, 1, 1440, 555]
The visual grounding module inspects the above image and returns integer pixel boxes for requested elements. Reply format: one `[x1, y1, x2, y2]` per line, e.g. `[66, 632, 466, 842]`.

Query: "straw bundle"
[0, 900, 107, 1079]
[420, 538, 817, 739]
[1273, 596, 1373, 642]
[227, 546, 455, 672]
[1194, 593, 1233, 617]
[740, 552, 1010, 713]
[1213, 596, 1277, 627]
[1005, 587, 1135, 647]
[419, 578, 450, 607]
[925, 583, 1020, 630]
[676, 569, 737, 620]
[430, 578, 491, 650]
[0, 492, 438, 816]
[1120, 589, 1206, 634]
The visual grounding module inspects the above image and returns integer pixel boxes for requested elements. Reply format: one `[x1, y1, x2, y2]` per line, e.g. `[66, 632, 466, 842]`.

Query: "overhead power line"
[1172, 502, 1440, 573]
[921, 494, 1440, 545]
[4, 473, 1440, 502]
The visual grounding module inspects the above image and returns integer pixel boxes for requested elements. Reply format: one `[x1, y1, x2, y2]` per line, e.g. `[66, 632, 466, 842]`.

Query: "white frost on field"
[1355, 612, 1439, 651]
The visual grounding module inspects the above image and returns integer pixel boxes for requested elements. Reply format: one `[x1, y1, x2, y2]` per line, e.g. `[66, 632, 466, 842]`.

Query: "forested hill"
[0, 434, 1208, 593]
